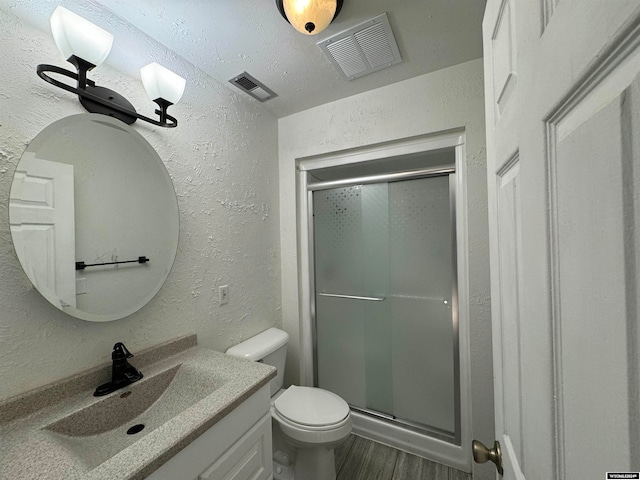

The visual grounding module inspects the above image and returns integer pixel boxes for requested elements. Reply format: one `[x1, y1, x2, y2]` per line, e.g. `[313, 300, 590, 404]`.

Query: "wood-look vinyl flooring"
[335, 435, 471, 480]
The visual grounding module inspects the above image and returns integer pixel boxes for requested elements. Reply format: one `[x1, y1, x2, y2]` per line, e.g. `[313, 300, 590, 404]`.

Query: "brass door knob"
[472, 439, 504, 475]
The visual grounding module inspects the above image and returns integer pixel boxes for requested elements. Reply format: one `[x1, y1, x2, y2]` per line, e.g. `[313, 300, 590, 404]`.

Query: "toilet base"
[273, 458, 295, 480]
[294, 446, 337, 480]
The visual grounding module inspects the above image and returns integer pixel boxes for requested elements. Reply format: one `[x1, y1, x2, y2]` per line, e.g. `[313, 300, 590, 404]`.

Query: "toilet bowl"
[272, 385, 351, 446]
[226, 328, 352, 480]
[271, 385, 351, 480]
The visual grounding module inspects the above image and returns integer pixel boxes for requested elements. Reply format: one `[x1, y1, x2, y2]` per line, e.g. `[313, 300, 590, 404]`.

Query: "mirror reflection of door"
[9, 153, 76, 308]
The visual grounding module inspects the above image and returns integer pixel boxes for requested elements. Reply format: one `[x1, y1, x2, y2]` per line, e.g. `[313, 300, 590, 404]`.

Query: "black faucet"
[94, 342, 144, 397]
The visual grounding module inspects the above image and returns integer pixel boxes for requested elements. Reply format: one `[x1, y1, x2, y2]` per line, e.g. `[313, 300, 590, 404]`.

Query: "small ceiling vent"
[229, 72, 277, 102]
[318, 13, 402, 81]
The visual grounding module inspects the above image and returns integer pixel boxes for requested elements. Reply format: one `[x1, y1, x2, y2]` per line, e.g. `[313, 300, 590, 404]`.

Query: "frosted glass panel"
[361, 184, 392, 414]
[389, 176, 455, 432]
[314, 186, 367, 406]
[314, 175, 457, 435]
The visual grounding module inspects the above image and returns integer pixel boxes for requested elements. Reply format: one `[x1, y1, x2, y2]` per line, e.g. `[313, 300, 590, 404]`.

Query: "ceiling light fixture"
[37, 6, 185, 128]
[276, 0, 343, 35]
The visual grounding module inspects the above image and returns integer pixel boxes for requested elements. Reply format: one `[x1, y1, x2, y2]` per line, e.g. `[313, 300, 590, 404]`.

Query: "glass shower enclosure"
[312, 173, 460, 443]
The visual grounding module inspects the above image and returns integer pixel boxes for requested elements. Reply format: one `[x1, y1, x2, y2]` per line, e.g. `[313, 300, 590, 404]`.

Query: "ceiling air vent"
[318, 13, 402, 81]
[229, 72, 277, 102]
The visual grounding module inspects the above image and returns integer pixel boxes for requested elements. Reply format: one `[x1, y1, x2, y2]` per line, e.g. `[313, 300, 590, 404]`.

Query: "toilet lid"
[274, 385, 350, 427]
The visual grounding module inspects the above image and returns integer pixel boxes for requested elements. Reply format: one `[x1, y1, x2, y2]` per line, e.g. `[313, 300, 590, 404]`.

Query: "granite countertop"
[0, 335, 276, 480]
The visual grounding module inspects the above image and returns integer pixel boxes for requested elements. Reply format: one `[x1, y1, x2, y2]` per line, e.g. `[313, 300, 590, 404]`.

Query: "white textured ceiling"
[4, 0, 486, 118]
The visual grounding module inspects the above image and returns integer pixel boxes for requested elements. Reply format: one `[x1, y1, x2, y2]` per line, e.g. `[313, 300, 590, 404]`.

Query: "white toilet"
[226, 327, 352, 480]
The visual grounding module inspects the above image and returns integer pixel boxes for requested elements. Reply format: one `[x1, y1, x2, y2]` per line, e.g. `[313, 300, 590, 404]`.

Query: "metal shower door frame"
[308, 168, 461, 445]
[296, 130, 473, 471]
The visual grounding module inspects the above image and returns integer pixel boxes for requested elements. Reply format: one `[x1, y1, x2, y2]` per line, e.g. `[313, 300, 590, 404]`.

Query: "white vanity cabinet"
[147, 384, 272, 480]
[198, 413, 271, 480]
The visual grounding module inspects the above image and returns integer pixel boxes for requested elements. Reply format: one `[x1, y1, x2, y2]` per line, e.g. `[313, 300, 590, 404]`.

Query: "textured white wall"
[278, 58, 493, 477]
[0, 8, 281, 401]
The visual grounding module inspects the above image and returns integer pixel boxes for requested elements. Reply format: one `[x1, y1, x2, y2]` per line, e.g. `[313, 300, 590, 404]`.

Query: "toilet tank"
[225, 327, 289, 396]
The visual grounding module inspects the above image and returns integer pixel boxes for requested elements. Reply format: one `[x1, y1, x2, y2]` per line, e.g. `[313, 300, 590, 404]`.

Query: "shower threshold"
[350, 405, 458, 445]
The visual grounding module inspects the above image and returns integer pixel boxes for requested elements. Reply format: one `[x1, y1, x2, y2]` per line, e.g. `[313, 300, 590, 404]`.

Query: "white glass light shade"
[140, 63, 186, 104]
[50, 6, 113, 67]
[283, 0, 337, 35]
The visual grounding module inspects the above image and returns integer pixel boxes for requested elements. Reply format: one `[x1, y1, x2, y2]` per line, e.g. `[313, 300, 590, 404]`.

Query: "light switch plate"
[219, 285, 229, 305]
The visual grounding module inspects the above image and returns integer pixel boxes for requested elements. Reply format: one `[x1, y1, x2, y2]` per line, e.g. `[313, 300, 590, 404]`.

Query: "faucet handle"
[112, 342, 134, 359]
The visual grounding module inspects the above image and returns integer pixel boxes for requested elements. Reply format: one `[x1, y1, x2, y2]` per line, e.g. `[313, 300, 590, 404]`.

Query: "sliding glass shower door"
[313, 174, 459, 439]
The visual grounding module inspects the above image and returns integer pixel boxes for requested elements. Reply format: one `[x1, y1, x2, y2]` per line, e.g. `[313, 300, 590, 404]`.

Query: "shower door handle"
[318, 293, 385, 301]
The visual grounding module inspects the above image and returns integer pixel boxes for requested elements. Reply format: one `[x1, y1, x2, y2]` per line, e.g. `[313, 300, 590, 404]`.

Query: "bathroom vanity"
[0, 335, 275, 480]
[147, 388, 272, 480]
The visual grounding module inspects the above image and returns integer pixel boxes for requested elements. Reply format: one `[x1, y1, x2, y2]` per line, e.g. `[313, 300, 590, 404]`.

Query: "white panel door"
[482, 1, 640, 479]
[10, 153, 76, 308]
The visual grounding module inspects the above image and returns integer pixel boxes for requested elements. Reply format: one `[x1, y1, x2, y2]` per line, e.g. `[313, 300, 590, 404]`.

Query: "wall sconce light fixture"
[276, 0, 343, 35]
[37, 6, 186, 128]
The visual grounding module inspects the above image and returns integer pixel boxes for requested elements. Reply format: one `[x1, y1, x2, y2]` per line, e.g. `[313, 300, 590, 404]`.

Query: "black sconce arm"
[36, 63, 178, 128]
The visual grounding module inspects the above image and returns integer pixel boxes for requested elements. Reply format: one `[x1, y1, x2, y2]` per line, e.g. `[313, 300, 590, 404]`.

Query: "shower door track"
[307, 166, 455, 191]
[350, 405, 457, 444]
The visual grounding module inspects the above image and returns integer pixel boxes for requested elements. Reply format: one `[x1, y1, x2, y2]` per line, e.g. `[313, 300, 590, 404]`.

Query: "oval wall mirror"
[9, 114, 179, 322]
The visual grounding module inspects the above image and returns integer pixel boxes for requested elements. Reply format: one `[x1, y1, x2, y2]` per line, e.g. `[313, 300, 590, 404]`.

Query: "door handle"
[318, 292, 385, 301]
[472, 439, 503, 475]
